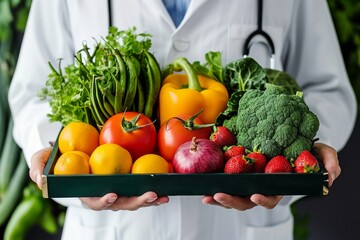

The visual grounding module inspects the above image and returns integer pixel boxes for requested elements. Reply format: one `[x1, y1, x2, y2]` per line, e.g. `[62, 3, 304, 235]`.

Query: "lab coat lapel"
[144, 0, 174, 27]
[178, 0, 208, 28]
[143, 0, 209, 29]
[184, 0, 208, 22]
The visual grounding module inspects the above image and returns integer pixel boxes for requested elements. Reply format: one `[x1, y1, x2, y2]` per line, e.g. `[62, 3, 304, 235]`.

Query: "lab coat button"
[173, 39, 190, 52]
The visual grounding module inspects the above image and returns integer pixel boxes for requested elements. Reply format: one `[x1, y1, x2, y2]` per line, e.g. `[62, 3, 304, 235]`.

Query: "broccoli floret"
[236, 84, 319, 159]
[222, 116, 238, 135]
[283, 136, 313, 159]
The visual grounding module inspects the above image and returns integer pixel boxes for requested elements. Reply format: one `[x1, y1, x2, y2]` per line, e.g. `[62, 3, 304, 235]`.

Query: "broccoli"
[222, 116, 238, 135]
[236, 84, 319, 160]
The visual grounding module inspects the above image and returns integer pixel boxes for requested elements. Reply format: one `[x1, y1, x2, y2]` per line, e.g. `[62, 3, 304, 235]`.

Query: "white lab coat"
[8, 0, 357, 239]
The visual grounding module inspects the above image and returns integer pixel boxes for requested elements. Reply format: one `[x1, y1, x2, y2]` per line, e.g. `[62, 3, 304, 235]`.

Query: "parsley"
[38, 27, 154, 127]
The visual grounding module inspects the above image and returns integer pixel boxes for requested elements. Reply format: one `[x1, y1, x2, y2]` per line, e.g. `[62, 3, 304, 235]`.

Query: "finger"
[80, 193, 118, 211]
[29, 147, 53, 189]
[204, 193, 256, 211]
[313, 143, 341, 187]
[108, 192, 169, 211]
[202, 196, 229, 208]
[250, 194, 283, 209]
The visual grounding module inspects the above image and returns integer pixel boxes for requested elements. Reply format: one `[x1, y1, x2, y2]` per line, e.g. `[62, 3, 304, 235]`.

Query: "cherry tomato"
[157, 113, 213, 162]
[99, 112, 157, 161]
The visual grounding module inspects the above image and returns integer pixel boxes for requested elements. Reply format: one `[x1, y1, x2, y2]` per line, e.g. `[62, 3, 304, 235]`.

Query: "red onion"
[173, 137, 225, 173]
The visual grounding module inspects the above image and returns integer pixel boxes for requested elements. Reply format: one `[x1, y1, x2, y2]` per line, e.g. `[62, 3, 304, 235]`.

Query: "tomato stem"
[121, 113, 155, 132]
[165, 109, 214, 131]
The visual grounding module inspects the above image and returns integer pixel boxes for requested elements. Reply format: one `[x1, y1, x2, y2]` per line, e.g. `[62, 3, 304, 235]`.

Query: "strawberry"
[224, 155, 253, 174]
[293, 150, 320, 173]
[246, 152, 267, 173]
[224, 145, 246, 161]
[210, 126, 237, 148]
[264, 155, 292, 173]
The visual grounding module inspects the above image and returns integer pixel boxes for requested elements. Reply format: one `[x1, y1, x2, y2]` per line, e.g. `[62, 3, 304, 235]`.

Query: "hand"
[202, 193, 282, 211]
[312, 142, 340, 187]
[30, 148, 170, 211]
[80, 192, 169, 211]
[203, 142, 340, 210]
[29, 147, 53, 189]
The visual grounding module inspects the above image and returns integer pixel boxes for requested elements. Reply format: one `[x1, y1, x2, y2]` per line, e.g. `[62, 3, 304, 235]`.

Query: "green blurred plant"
[0, 0, 65, 239]
[328, 0, 360, 114]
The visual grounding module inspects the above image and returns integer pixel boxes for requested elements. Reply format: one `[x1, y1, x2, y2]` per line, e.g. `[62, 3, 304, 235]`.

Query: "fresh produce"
[131, 154, 169, 174]
[54, 151, 90, 175]
[58, 121, 99, 156]
[246, 151, 268, 173]
[38, 27, 162, 127]
[216, 57, 301, 130]
[223, 145, 246, 161]
[223, 56, 301, 96]
[159, 57, 229, 125]
[264, 156, 293, 173]
[157, 110, 213, 162]
[99, 111, 157, 160]
[89, 143, 132, 174]
[191, 51, 224, 84]
[209, 126, 237, 148]
[172, 137, 224, 173]
[233, 84, 319, 160]
[293, 150, 320, 173]
[224, 155, 254, 174]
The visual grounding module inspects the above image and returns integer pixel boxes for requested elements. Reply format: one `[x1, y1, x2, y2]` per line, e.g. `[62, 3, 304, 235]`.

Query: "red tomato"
[99, 112, 157, 161]
[157, 113, 213, 162]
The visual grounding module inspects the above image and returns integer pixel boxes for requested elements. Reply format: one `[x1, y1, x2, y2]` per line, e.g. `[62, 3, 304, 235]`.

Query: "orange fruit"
[89, 143, 132, 174]
[58, 121, 99, 156]
[131, 154, 169, 174]
[54, 151, 90, 175]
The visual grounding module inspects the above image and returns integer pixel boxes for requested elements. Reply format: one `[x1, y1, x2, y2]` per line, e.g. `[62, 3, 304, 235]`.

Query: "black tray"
[42, 140, 329, 198]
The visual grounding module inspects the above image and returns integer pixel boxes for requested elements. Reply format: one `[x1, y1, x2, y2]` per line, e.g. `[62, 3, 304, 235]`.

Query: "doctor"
[8, 0, 356, 239]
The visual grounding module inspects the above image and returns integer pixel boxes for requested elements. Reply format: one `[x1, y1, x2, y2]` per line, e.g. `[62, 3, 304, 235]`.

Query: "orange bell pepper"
[159, 57, 229, 125]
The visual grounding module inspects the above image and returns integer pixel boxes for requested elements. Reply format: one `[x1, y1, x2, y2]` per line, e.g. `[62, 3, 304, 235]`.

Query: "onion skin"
[173, 137, 225, 173]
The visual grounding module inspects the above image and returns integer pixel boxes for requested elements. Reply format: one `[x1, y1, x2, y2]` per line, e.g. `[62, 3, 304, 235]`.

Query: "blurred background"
[0, 0, 359, 239]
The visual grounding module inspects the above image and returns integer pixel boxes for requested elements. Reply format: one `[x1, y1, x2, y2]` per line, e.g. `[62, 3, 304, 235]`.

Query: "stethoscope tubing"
[242, 0, 276, 69]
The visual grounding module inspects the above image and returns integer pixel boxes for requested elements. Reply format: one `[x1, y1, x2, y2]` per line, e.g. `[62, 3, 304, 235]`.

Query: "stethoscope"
[107, 0, 275, 68]
[243, 0, 276, 69]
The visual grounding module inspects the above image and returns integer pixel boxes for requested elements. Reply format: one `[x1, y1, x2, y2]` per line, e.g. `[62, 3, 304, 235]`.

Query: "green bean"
[94, 78, 112, 119]
[90, 76, 106, 126]
[104, 101, 115, 116]
[142, 57, 155, 117]
[112, 49, 126, 113]
[135, 79, 145, 113]
[144, 51, 162, 98]
[143, 51, 162, 118]
[123, 57, 138, 109]
[117, 53, 127, 103]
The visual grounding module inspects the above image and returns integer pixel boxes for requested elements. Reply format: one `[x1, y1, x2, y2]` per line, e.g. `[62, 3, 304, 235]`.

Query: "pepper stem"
[172, 57, 202, 91]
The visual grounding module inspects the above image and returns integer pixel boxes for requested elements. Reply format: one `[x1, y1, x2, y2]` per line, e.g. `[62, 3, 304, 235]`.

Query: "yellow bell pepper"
[159, 57, 229, 125]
